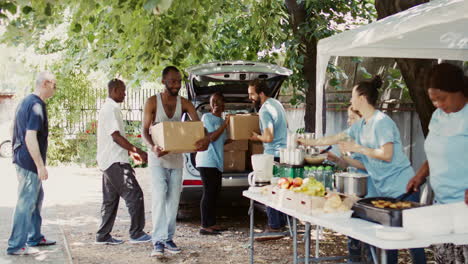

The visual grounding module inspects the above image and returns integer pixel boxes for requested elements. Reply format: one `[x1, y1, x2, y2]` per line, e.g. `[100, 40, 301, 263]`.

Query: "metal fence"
[65, 88, 159, 135]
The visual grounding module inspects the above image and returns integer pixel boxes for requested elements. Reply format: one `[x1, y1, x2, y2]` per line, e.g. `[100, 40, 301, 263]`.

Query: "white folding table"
[244, 191, 468, 264]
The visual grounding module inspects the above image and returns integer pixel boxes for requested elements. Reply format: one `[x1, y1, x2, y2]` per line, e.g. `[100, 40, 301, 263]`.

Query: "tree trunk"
[375, 0, 436, 136]
[284, 0, 318, 133]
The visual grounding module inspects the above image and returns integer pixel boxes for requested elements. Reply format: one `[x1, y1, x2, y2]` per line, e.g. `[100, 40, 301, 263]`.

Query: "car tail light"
[183, 180, 203, 186]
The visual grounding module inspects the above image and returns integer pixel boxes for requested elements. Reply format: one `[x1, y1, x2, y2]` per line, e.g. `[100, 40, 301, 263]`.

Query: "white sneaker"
[8, 246, 40, 255]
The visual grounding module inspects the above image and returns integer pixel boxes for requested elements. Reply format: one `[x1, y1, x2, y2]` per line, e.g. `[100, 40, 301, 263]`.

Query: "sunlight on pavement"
[1, 158, 103, 208]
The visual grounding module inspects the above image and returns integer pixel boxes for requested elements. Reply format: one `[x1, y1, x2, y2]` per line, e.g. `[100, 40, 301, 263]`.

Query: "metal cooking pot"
[334, 172, 368, 197]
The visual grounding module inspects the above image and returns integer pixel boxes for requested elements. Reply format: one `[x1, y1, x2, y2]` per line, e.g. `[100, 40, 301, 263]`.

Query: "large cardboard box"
[224, 151, 246, 172]
[228, 114, 260, 140]
[224, 140, 248, 151]
[150, 121, 205, 153]
[249, 141, 264, 155]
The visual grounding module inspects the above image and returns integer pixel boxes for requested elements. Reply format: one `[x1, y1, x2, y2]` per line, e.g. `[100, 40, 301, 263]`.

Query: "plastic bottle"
[310, 166, 317, 179]
[316, 166, 324, 184]
[324, 166, 333, 190]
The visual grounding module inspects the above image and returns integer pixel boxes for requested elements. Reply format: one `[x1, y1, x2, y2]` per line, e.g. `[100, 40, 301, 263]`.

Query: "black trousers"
[198, 167, 222, 228]
[96, 163, 146, 241]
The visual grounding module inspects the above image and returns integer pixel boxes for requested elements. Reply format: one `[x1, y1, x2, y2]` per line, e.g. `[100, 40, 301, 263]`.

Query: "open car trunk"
[185, 60, 292, 107]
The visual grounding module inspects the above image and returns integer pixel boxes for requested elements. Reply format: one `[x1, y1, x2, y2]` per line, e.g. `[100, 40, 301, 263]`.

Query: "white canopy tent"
[315, 0, 468, 136]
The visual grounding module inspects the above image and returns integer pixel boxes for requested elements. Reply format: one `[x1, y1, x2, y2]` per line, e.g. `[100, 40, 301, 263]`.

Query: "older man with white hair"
[7, 71, 57, 256]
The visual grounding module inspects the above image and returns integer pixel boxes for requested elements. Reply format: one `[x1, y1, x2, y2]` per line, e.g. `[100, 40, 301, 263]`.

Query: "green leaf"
[44, 3, 52, 16]
[72, 23, 82, 33]
[329, 78, 340, 87]
[22, 6, 33, 14]
[351, 57, 363, 64]
[358, 66, 372, 79]
[4, 2, 17, 14]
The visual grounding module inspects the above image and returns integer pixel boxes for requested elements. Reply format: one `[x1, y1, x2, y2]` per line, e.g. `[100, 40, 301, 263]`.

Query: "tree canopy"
[1, 0, 375, 132]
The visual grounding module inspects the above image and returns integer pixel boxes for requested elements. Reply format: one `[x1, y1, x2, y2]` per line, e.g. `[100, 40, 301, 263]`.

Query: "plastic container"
[324, 166, 334, 190]
[251, 154, 274, 183]
[316, 166, 324, 184]
[294, 167, 304, 178]
[309, 166, 317, 179]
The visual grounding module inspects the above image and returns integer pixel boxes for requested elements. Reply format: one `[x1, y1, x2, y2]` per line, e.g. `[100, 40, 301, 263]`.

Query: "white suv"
[178, 60, 292, 217]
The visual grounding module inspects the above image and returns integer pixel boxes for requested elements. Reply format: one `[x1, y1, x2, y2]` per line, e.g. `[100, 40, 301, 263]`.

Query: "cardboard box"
[249, 141, 264, 155]
[150, 121, 205, 153]
[224, 140, 248, 151]
[224, 151, 246, 172]
[228, 114, 260, 140]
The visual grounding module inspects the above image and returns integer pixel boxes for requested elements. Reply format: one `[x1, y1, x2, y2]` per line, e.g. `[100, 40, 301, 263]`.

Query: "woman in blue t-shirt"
[299, 76, 426, 264]
[195, 92, 230, 235]
[406, 63, 468, 263]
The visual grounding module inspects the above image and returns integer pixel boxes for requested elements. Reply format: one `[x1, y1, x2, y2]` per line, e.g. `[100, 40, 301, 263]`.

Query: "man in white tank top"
[142, 66, 209, 257]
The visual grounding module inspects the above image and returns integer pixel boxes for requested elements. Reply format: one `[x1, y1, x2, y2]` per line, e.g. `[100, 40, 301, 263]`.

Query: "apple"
[292, 177, 303, 187]
[277, 177, 289, 187]
[287, 177, 293, 184]
[280, 182, 291, 189]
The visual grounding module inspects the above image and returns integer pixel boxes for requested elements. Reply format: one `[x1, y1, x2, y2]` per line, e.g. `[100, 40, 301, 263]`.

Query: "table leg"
[249, 199, 254, 264]
[315, 225, 320, 258]
[370, 246, 378, 264]
[380, 249, 388, 264]
[293, 217, 298, 264]
[305, 222, 311, 264]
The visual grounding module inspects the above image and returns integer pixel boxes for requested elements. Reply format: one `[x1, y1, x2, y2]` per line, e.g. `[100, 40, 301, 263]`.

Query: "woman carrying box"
[196, 92, 230, 235]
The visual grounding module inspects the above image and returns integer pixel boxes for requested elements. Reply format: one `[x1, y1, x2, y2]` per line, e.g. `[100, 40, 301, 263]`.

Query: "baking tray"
[351, 197, 423, 227]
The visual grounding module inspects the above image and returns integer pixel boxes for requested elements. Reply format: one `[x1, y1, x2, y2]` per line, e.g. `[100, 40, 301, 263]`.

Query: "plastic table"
[244, 191, 468, 264]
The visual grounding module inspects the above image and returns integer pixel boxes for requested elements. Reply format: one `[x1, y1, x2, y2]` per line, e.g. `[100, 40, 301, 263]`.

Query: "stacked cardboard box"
[223, 140, 248, 172]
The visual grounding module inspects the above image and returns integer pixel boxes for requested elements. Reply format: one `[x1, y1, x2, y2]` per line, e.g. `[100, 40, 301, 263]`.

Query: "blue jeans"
[150, 166, 182, 244]
[266, 207, 286, 229]
[7, 166, 45, 254]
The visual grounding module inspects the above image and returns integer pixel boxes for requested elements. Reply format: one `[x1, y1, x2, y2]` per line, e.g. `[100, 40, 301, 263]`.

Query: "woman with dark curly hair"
[407, 63, 468, 264]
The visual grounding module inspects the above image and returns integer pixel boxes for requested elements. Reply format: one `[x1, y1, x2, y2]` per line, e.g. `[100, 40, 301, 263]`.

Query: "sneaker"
[150, 242, 164, 257]
[164, 240, 181, 254]
[29, 238, 57, 247]
[7, 246, 40, 255]
[130, 233, 151, 244]
[95, 237, 124, 245]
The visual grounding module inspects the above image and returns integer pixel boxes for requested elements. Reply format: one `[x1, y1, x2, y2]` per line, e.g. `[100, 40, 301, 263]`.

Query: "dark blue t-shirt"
[12, 94, 48, 173]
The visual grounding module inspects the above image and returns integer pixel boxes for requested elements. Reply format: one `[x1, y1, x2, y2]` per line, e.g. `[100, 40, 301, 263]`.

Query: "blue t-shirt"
[12, 94, 48, 173]
[425, 104, 468, 204]
[195, 113, 227, 172]
[347, 110, 413, 198]
[259, 98, 287, 157]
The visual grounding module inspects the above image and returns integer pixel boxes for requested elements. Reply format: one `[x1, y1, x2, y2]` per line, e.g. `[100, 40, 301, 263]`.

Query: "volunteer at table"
[406, 63, 468, 263]
[299, 76, 426, 264]
[327, 106, 377, 262]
